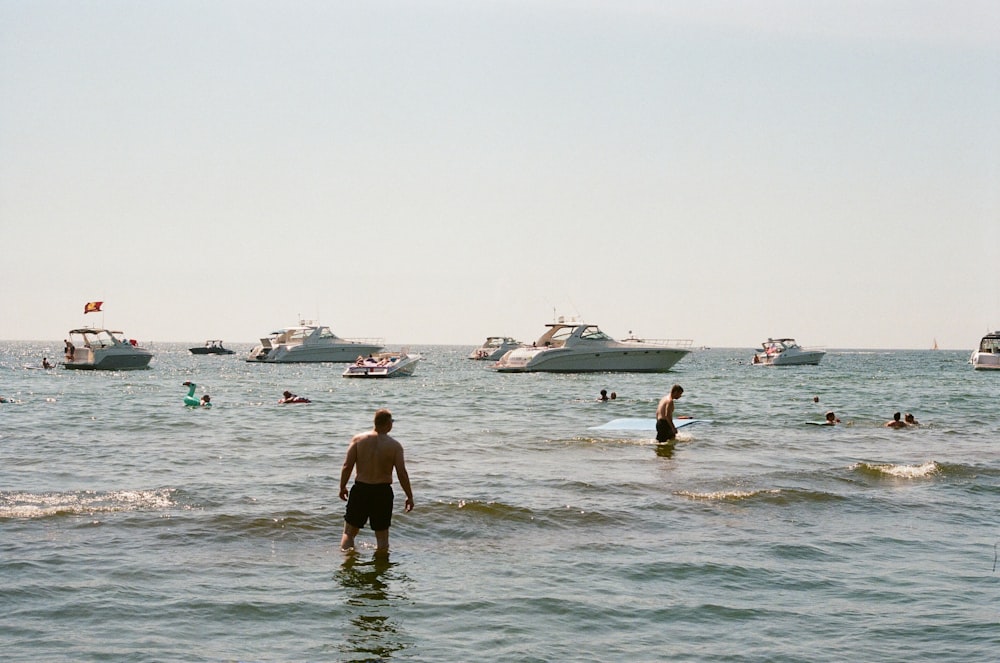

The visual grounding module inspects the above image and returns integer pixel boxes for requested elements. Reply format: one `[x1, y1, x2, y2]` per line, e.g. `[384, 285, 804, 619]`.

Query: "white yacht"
[343, 351, 422, 378]
[62, 328, 153, 370]
[493, 320, 691, 373]
[752, 338, 825, 366]
[970, 331, 1000, 370]
[469, 336, 523, 360]
[246, 321, 383, 363]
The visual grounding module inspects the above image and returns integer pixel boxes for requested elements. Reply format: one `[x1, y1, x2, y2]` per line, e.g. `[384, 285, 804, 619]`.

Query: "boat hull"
[247, 343, 384, 363]
[495, 347, 689, 373]
[971, 351, 1000, 370]
[755, 351, 825, 366]
[63, 350, 153, 371]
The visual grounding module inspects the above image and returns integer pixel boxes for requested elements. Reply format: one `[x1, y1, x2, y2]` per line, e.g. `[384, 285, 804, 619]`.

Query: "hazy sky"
[2, 1, 998, 349]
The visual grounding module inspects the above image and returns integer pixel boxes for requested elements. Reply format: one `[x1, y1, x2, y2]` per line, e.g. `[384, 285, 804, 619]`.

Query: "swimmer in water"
[885, 412, 906, 429]
[182, 381, 211, 407]
[279, 390, 310, 404]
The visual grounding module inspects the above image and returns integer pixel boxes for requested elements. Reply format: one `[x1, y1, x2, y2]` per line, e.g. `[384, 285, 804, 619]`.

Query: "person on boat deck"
[904, 413, 919, 426]
[824, 411, 840, 425]
[885, 412, 907, 429]
[182, 381, 211, 407]
[655, 384, 684, 442]
[279, 390, 310, 404]
[42, 357, 52, 369]
[355, 356, 365, 366]
[598, 389, 609, 402]
[64, 339, 75, 360]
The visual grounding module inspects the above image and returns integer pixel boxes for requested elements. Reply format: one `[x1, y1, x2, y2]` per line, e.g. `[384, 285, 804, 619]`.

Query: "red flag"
[84, 301, 103, 314]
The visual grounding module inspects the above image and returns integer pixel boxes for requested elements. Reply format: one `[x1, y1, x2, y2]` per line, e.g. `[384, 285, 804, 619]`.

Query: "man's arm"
[394, 448, 414, 512]
[339, 440, 358, 501]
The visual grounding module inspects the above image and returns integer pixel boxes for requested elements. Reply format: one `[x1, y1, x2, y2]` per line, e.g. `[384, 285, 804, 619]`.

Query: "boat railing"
[622, 338, 694, 349]
[345, 337, 385, 346]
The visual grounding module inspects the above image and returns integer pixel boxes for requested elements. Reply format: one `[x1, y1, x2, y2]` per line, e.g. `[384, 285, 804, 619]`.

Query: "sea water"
[1, 342, 998, 662]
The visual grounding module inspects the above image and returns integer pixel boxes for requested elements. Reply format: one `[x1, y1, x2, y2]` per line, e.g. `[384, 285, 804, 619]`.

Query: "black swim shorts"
[655, 418, 675, 443]
[344, 482, 395, 531]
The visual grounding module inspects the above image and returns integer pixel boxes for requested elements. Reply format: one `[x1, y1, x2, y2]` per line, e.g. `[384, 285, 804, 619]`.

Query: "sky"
[2, 0, 998, 349]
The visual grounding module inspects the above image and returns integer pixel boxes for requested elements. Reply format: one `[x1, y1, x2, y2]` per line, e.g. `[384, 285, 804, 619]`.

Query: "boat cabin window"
[980, 336, 1000, 353]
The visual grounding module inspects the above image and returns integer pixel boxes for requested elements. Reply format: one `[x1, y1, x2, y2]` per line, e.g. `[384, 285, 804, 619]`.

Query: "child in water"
[182, 381, 211, 407]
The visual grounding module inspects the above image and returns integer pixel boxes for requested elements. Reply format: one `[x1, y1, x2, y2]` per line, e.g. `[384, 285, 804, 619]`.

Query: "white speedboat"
[469, 336, 523, 360]
[247, 321, 383, 363]
[752, 338, 825, 366]
[493, 320, 692, 373]
[62, 328, 153, 370]
[970, 331, 1000, 370]
[343, 351, 422, 378]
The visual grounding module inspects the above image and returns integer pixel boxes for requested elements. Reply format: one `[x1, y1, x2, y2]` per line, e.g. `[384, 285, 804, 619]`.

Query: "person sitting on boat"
[355, 355, 365, 366]
[885, 412, 907, 429]
[279, 390, 311, 404]
[182, 381, 211, 407]
[64, 339, 75, 360]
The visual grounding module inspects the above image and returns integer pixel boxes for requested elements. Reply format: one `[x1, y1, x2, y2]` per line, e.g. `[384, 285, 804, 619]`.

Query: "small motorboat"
[492, 318, 691, 373]
[247, 320, 384, 363]
[752, 338, 825, 366]
[62, 328, 153, 371]
[970, 331, 1000, 370]
[342, 351, 422, 378]
[469, 336, 523, 360]
[189, 340, 235, 355]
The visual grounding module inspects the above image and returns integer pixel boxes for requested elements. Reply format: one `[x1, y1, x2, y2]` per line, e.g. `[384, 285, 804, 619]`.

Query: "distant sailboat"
[932, 338, 939, 350]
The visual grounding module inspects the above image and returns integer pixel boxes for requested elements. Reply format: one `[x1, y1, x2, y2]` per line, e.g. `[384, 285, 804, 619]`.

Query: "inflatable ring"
[183, 381, 204, 406]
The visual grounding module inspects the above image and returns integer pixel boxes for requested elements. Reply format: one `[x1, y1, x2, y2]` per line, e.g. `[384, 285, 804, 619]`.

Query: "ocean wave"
[674, 487, 845, 504]
[852, 461, 940, 479]
[0, 488, 176, 519]
[408, 499, 618, 538]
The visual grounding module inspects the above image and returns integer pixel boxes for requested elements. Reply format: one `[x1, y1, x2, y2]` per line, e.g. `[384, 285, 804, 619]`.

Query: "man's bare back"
[349, 431, 405, 485]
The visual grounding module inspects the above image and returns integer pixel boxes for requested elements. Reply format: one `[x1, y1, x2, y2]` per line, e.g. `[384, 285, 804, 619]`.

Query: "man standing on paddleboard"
[655, 384, 684, 442]
[339, 408, 414, 556]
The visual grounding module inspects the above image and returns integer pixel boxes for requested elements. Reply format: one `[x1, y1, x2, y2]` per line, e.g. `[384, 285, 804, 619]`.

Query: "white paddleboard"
[589, 418, 711, 431]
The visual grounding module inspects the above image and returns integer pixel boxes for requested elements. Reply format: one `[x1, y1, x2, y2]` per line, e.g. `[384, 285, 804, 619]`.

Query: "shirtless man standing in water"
[339, 408, 414, 555]
[655, 384, 684, 442]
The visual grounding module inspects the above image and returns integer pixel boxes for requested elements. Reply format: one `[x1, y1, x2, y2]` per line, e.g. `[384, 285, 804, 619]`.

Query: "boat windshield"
[979, 335, 1000, 353]
[579, 326, 612, 341]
